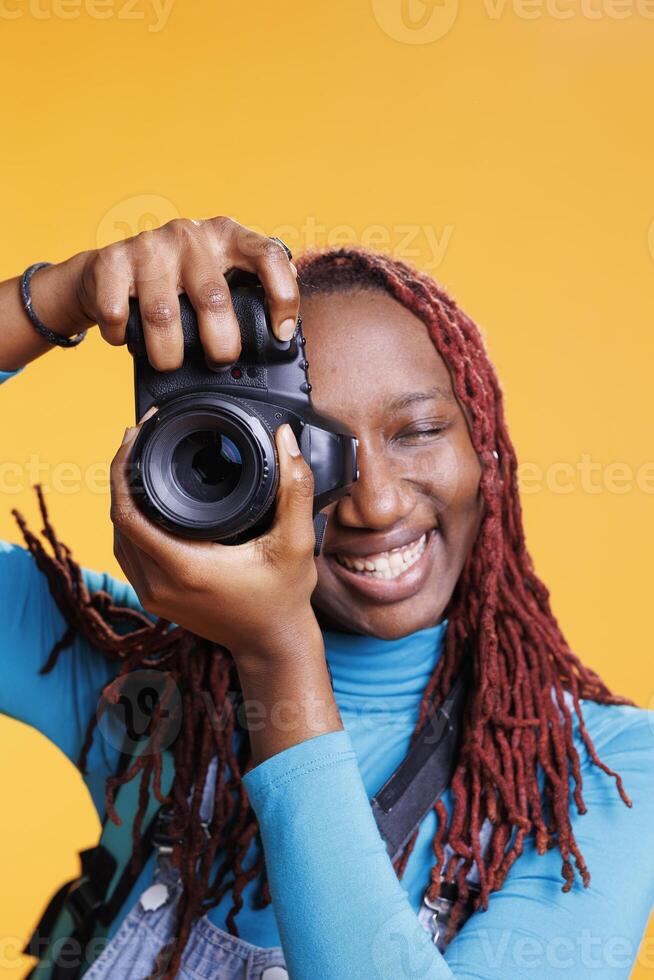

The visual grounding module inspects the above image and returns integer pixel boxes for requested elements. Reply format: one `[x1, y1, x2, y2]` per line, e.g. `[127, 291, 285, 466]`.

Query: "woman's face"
[300, 288, 485, 640]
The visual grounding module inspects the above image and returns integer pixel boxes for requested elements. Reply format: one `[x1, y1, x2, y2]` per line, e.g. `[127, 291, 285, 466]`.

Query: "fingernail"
[278, 318, 296, 342]
[139, 405, 158, 424]
[280, 424, 301, 457]
[121, 426, 135, 445]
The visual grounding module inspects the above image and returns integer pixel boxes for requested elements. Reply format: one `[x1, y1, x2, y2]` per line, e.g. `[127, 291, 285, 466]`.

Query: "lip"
[326, 528, 439, 605]
[327, 525, 438, 559]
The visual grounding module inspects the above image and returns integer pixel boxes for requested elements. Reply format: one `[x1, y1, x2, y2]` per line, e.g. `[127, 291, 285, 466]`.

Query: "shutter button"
[260, 969, 288, 979]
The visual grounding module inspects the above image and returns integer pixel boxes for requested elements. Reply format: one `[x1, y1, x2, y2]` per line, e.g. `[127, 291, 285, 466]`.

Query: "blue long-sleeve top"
[1, 366, 654, 979]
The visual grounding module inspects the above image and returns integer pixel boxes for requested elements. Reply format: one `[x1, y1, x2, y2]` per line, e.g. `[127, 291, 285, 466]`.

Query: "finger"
[221, 224, 299, 342]
[110, 424, 191, 563]
[250, 240, 300, 342]
[85, 244, 131, 346]
[267, 425, 315, 555]
[114, 530, 166, 614]
[135, 260, 184, 372]
[181, 255, 241, 367]
[113, 530, 143, 590]
[137, 404, 159, 426]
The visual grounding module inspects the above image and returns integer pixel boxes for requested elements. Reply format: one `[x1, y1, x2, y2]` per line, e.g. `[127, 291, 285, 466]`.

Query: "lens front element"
[173, 430, 243, 503]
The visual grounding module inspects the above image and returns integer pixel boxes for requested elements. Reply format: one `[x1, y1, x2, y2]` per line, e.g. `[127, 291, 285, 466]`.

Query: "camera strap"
[371, 666, 468, 864]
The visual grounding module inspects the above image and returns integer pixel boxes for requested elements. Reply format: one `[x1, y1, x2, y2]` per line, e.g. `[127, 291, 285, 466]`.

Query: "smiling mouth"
[333, 531, 430, 581]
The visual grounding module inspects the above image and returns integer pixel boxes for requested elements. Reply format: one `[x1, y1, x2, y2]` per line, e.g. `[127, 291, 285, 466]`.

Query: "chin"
[314, 594, 448, 640]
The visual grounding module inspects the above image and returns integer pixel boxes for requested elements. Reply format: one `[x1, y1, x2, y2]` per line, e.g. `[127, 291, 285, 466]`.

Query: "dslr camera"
[126, 270, 358, 551]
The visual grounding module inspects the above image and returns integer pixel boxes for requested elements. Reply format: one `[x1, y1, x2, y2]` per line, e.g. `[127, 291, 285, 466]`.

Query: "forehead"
[298, 288, 455, 422]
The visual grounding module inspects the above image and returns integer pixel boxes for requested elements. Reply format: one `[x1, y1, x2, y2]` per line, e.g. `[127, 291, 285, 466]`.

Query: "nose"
[336, 441, 416, 530]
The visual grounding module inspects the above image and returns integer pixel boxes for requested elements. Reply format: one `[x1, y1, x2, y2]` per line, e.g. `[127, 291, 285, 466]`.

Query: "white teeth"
[334, 532, 431, 580]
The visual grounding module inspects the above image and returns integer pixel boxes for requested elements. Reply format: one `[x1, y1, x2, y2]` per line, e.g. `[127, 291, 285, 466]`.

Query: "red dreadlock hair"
[14, 245, 635, 979]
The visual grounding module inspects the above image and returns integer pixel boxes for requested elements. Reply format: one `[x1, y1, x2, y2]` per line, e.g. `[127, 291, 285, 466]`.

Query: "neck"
[322, 620, 448, 705]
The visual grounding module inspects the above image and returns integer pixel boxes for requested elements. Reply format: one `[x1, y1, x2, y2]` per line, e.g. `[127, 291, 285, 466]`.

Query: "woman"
[1, 217, 652, 980]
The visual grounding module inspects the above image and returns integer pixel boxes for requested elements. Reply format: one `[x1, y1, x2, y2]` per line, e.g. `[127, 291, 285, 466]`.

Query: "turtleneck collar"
[322, 619, 448, 705]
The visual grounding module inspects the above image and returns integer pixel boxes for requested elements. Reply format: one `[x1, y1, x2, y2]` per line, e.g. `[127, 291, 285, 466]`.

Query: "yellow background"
[1, 0, 653, 975]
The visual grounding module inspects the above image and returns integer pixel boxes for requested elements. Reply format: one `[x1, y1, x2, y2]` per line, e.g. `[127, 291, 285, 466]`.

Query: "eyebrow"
[387, 385, 455, 412]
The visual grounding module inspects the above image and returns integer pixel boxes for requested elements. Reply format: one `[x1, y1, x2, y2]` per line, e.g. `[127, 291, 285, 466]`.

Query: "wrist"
[237, 651, 342, 767]
[29, 252, 95, 340]
[235, 610, 325, 674]
[232, 616, 341, 767]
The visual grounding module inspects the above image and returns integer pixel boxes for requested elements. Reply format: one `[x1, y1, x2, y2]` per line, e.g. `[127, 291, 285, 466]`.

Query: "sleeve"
[243, 703, 654, 980]
[243, 728, 455, 980]
[0, 364, 152, 814]
[0, 540, 148, 814]
[443, 700, 654, 979]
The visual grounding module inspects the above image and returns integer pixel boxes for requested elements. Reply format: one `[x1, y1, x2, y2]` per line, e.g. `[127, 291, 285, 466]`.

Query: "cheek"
[410, 440, 482, 517]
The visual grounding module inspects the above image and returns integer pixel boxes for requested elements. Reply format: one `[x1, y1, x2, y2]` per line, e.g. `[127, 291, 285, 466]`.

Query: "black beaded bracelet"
[20, 262, 87, 349]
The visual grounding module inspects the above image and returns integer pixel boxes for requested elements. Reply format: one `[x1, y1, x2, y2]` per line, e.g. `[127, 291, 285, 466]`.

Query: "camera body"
[126, 272, 358, 549]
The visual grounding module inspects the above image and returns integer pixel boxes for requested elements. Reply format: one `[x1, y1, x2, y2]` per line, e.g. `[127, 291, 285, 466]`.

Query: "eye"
[396, 420, 452, 443]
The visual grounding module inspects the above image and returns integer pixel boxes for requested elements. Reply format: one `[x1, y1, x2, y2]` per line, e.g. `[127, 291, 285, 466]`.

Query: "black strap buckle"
[23, 845, 117, 962]
[66, 879, 104, 933]
[420, 876, 482, 950]
[152, 804, 211, 855]
[426, 877, 481, 907]
[152, 805, 177, 854]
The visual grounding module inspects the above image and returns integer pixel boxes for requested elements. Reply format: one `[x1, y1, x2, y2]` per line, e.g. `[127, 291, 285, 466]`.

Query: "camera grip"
[125, 293, 216, 358]
[126, 285, 283, 363]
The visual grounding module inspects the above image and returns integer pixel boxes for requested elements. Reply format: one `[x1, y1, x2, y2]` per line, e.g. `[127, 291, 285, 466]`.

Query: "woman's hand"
[111, 416, 321, 669]
[111, 416, 343, 765]
[0, 216, 299, 371]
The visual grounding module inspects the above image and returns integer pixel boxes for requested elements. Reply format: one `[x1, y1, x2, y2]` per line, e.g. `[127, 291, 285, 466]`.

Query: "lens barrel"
[129, 393, 278, 541]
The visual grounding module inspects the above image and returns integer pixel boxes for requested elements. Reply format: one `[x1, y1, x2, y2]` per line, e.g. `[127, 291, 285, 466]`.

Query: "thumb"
[268, 425, 316, 555]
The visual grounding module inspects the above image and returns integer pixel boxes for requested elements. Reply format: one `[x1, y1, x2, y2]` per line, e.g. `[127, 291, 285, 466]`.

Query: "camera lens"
[130, 393, 278, 541]
[173, 431, 243, 503]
